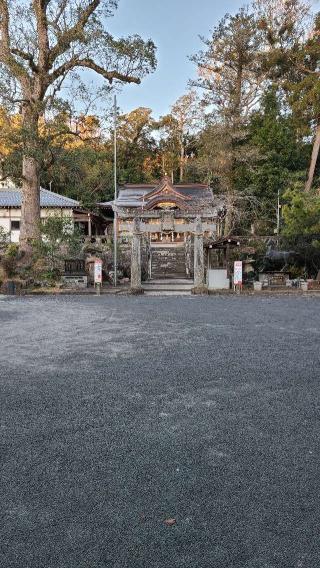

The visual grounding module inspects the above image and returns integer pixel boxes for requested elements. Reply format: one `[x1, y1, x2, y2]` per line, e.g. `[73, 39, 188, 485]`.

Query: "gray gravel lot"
[1, 294, 320, 568]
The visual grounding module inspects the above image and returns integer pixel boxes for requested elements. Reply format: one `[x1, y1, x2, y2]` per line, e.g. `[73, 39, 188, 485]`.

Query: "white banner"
[94, 259, 103, 284]
[234, 261, 243, 285]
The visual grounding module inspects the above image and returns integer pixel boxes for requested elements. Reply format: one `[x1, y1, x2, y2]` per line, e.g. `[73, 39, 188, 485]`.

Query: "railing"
[81, 236, 111, 245]
[119, 222, 216, 233]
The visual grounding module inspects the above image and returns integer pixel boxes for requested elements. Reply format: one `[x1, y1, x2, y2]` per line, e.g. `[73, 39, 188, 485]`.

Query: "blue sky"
[108, 0, 244, 118]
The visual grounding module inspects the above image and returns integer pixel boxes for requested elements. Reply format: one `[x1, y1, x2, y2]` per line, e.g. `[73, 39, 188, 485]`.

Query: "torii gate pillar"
[131, 217, 144, 294]
[192, 216, 208, 294]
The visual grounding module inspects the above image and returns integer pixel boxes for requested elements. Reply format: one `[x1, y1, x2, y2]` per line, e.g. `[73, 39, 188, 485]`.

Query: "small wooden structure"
[204, 237, 240, 277]
[204, 237, 240, 290]
[73, 210, 113, 237]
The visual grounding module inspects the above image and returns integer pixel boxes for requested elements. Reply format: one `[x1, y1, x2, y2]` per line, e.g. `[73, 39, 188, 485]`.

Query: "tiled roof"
[172, 185, 213, 200]
[99, 181, 214, 209]
[0, 186, 79, 208]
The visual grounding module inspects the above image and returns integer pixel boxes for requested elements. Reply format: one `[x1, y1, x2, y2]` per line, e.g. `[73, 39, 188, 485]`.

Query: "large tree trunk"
[20, 155, 40, 249]
[305, 122, 320, 192]
[19, 107, 41, 251]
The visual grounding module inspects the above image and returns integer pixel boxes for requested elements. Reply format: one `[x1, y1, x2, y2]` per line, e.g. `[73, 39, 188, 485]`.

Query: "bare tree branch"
[11, 48, 38, 73]
[49, 56, 141, 85]
[48, 0, 101, 66]
[0, 0, 30, 83]
[53, 0, 68, 27]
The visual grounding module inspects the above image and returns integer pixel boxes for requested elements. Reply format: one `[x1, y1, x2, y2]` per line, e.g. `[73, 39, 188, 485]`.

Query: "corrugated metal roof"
[0, 186, 79, 208]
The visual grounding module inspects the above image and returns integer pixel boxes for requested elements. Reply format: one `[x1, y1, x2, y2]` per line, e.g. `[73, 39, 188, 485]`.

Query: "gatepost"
[130, 217, 144, 294]
[192, 216, 208, 294]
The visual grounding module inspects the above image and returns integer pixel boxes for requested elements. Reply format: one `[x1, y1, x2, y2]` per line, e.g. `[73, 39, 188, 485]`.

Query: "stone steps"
[145, 279, 192, 285]
[143, 279, 194, 296]
[144, 283, 193, 291]
[143, 291, 191, 296]
[151, 246, 186, 279]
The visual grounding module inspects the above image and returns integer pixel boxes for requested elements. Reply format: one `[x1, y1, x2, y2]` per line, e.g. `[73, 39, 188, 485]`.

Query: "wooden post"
[226, 242, 230, 278]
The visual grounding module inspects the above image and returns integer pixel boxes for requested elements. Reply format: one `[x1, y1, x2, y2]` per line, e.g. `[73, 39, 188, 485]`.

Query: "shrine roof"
[100, 178, 214, 209]
[171, 185, 213, 200]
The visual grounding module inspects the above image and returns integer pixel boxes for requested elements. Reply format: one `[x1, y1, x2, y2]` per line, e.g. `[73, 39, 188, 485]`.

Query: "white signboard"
[234, 261, 243, 286]
[94, 259, 103, 284]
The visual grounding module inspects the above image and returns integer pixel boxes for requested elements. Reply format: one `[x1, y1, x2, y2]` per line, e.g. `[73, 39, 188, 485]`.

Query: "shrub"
[0, 227, 9, 252]
[0, 242, 19, 277]
[32, 214, 82, 279]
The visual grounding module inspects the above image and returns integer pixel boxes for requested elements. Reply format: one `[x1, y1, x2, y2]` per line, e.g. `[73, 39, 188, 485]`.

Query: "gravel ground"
[1, 294, 320, 568]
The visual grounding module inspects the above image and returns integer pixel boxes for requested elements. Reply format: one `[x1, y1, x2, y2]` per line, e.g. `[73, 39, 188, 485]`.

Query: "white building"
[0, 180, 80, 243]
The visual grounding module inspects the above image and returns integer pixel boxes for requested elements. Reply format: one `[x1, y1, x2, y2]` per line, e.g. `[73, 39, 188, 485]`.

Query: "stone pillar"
[192, 216, 208, 294]
[131, 217, 144, 294]
[185, 234, 192, 278]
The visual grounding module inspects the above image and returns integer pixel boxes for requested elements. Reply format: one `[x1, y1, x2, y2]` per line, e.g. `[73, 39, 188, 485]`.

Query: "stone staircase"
[151, 246, 186, 279]
[143, 278, 194, 296]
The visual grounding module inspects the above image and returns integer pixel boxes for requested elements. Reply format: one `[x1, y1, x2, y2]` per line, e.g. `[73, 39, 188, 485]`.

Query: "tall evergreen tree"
[190, 7, 265, 233]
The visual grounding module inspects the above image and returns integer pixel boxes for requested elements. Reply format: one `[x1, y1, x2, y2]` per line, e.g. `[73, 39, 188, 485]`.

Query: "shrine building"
[100, 175, 226, 291]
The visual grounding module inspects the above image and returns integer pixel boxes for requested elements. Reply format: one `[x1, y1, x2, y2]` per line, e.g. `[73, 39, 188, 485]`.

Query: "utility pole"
[276, 188, 280, 245]
[113, 95, 118, 287]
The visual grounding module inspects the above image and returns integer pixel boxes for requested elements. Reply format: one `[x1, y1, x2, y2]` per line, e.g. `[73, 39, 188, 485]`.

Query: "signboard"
[234, 261, 243, 286]
[94, 259, 103, 285]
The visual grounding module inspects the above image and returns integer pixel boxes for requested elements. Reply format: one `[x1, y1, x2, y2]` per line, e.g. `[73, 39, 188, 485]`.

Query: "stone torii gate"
[130, 216, 208, 294]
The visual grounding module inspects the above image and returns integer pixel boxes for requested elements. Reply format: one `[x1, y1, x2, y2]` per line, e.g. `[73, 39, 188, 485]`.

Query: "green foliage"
[41, 146, 114, 209]
[0, 0, 157, 245]
[0, 226, 9, 251]
[32, 215, 82, 279]
[248, 88, 309, 218]
[190, 7, 264, 119]
[116, 107, 160, 183]
[282, 188, 320, 236]
[5, 243, 19, 258]
[279, 184, 320, 277]
[0, 241, 19, 278]
[1, 0, 319, 246]
[38, 107, 161, 200]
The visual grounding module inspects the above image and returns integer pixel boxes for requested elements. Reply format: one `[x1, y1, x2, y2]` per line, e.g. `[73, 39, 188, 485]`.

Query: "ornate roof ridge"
[139, 176, 192, 202]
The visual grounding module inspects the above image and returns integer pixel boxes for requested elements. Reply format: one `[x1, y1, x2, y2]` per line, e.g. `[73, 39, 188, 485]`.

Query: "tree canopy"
[1, 0, 320, 246]
[0, 0, 156, 248]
